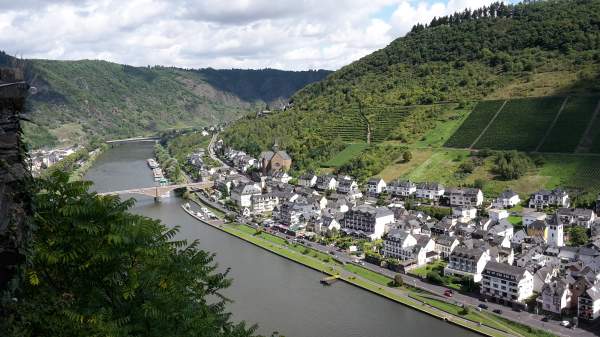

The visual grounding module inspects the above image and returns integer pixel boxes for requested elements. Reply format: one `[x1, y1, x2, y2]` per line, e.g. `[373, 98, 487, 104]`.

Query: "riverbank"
[180, 206, 516, 337]
[70, 144, 107, 181]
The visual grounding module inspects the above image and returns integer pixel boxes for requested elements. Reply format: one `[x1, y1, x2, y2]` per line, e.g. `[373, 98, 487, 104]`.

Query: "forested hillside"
[0, 52, 329, 148]
[222, 0, 600, 173]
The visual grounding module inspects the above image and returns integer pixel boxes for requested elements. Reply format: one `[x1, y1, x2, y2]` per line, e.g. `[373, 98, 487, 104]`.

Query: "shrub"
[494, 150, 534, 180]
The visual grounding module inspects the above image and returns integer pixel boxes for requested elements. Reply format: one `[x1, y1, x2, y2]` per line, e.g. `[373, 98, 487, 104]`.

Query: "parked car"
[479, 297, 488, 302]
[478, 304, 488, 310]
[542, 317, 549, 322]
[513, 307, 522, 312]
[560, 320, 570, 327]
[444, 290, 453, 297]
[492, 309, 502, 314]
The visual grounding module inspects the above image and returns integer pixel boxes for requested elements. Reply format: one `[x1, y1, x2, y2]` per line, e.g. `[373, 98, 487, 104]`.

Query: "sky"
[1, 0, 507, 71]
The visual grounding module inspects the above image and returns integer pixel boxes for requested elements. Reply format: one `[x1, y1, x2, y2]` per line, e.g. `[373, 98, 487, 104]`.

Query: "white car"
[560, 320, 570, 327]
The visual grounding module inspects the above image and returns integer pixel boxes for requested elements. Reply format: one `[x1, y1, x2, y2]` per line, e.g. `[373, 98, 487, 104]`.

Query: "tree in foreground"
[1, 171, 259, 337]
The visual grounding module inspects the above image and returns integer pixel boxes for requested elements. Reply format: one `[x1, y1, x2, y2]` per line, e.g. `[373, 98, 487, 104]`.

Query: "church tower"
[546, 215, 564, 247]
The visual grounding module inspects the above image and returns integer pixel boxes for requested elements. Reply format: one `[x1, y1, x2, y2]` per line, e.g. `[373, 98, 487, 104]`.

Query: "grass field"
[375, 147, 600, 197]
[445, 100, 506, 148]
[538, 96, 599, 152]
[321, 143, 368, 167]
[474, 96, 565, 151]
[344, 263, 393, 286]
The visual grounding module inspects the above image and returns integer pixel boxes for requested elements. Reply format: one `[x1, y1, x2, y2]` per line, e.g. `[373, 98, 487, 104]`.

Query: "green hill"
[222, 0, 600, 170]
[0, 53, 330, 149]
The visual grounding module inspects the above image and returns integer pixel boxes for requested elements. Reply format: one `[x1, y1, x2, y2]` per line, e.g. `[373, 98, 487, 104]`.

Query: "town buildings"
[529, 189, 570, 209]
[342, 205, 394, 240]
[480, 261, 533, 305]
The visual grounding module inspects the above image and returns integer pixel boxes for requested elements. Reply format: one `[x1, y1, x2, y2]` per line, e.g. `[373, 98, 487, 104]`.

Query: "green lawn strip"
[410, 294, 508, 332]
[490, 314, 558, 337]
[343, 263, 393, 286]
[409, 260, 446, 278]
[342, 276, 506, 337]
[321, 143, 368, 167]
[507, 215, 522, 226]
[222, 225, 337, 273]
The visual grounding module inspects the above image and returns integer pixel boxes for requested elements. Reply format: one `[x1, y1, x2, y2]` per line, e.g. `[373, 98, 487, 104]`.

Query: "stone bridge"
[98, 181, 214, 201]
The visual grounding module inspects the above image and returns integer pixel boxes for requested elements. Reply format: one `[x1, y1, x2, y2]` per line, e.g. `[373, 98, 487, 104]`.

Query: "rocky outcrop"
[0, 67, 31, 292]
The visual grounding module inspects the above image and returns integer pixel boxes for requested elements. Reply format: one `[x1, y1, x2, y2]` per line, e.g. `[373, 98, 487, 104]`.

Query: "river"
[85, 142, 479, 337]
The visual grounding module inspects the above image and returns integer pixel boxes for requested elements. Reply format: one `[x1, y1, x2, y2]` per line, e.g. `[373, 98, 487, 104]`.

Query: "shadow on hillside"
[194, 68, 331, 104]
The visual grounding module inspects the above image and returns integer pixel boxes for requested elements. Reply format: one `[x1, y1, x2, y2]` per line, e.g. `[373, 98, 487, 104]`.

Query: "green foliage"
[474, 97, 566, 151]
[446, 100, 505, 148]
[321, 143, 368, 168]
[539, 96, 600, 152]
[494, 151, 534, 180]
[1, 172, 259, 337]
[21, 121, 58, 149]
[568, 226, 589, 246]
[426, 271, 444, 284]
[336, 144, 406, 182]
[406, 203, 451, 220]
[154, 143, 186, 184]
[393, 274, 404, 288]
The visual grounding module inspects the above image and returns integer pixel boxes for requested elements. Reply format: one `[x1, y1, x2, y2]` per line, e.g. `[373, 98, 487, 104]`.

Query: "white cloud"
[0, 0, 505, 70]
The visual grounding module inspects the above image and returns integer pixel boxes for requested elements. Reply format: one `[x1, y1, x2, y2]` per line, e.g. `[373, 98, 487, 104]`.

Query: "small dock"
[320, 275, 340, 285]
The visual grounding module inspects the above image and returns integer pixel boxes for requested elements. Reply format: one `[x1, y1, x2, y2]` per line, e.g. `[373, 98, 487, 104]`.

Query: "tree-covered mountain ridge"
[222, 0, 600, 173]
[0, 52, 330, 148]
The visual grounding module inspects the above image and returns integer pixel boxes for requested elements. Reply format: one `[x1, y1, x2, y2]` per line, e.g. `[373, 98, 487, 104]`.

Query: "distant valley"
[0, 52, 330, 148]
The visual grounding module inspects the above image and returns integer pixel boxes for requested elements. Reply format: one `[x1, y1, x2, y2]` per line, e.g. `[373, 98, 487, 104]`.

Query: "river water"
[85, 142, 479, 337]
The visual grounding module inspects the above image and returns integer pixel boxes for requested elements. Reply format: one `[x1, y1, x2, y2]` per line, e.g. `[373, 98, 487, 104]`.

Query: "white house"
[230, 183, 262, 208]
[382, 230, 436, 266]
[488, 208, 509, 222]
[529, 188, 570, 209]
[251, 194, 279, 214]
[447, 188, 484, 207]
[480, 262, 534, 305]
[541, 278, 572, 314]
[298, 173, 317, 188]
[492, 190, 521, 209]
[316, 175, 337, 191]
[579, 286, 600, 321]
[271, 171, 292, 184]
[337, 178, 361, 198]
[387, 179, 416, 197]
[523, 211, 547, 227]
[341, 205, 394, 240]
[444, 247, 490, 282]
[367, 178, 387, 195]
[452, 206, 477, 222]
[434, 235, 460, 259]
[416, 182, 445, 201]
[557, 208, 597, 228]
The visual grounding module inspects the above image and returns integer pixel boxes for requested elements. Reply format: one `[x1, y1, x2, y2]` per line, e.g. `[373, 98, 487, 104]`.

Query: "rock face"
[0, 67, 31, 292]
